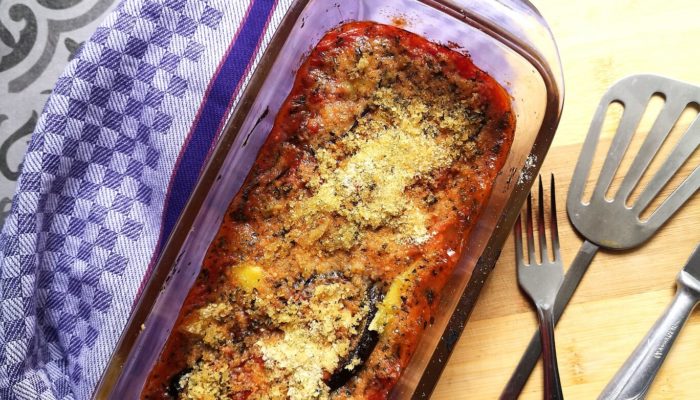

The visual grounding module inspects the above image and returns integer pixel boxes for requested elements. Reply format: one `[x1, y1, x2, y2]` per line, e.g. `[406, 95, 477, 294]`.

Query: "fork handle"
[598, 283, 700, 400]
[536, 305, 564, 400]
[501, 240, 600, 399]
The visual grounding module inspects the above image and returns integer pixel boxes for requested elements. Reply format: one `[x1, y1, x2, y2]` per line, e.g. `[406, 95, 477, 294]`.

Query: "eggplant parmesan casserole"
[142, 21, 515, 400]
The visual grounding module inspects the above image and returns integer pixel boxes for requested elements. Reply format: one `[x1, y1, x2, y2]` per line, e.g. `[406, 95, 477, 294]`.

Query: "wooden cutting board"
[432, 0, 700, 399]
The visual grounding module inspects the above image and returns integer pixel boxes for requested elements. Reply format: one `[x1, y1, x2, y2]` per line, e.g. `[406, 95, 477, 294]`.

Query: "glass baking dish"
[94, 0, 563, 398]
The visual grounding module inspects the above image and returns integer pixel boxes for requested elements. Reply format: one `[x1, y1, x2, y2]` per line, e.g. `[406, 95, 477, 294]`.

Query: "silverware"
[514, 175, 564, 400]
[599, 243, 700, 400]
[502, 74, 700, 399]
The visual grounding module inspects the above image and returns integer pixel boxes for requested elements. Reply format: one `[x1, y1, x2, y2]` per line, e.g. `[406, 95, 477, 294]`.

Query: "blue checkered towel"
[0, 1, 294, 398]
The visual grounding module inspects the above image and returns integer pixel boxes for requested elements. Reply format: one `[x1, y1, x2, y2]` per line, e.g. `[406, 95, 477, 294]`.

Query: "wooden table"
[432, 1, 700, 398]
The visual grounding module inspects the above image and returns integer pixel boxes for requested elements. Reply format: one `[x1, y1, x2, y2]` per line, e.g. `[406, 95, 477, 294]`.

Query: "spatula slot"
[590, 93, 659, 204]
[638, 139, 700, 223]
[605, 93, 667, 202]
[580, 100, 625, 205]
[628, 102, 699, 219]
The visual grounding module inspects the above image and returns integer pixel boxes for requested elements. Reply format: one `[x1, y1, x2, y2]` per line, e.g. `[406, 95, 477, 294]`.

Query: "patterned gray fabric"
[0, 0, 296, 398]
[1, 1, 119, 228]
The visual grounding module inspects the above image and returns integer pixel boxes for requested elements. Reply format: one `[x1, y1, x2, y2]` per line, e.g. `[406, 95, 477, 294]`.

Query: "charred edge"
[326, 282, 383, 391]
[166, 366, 193, 398]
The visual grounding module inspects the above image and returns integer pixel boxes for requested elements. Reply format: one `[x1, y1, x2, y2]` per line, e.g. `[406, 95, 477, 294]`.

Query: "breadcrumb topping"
[142, 21, 515, 400]
[298, 84, 477, 249]
[255, 282, 367, 399]
[176, 355, 234, 400]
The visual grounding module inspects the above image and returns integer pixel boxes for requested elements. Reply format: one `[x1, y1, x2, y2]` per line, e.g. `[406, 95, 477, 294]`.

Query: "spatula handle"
[598, 281, 700, 400]
[500, 240, 600, 399]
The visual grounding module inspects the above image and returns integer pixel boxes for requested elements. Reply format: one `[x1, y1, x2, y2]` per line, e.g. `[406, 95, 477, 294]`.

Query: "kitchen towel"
[0, 0, 294, 398]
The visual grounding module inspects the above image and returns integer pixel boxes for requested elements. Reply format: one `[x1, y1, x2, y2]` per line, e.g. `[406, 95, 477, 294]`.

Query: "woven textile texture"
[0, 0, 294, 398]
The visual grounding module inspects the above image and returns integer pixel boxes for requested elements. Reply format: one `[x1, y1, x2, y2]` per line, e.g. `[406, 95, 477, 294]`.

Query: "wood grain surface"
[431, 1, 700, 399]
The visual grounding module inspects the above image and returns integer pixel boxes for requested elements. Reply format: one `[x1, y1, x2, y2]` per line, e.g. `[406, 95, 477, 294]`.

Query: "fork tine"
[514, 213, 524, 267]
[591, 97, 648, 201]
[632, 120, 700, 213]
[537, 176, 548, 263]
[646, 166, 700, 228]
[550, 174, 561, 261]
[616, 100, 687, 201]
[526, 192, 536, 265]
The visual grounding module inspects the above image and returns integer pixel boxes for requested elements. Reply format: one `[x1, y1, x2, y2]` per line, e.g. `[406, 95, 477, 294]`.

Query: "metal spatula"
[501, 74, 700, 399]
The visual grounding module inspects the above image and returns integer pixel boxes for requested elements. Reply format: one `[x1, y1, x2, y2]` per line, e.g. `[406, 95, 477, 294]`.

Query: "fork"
[515, 174, 565, 400]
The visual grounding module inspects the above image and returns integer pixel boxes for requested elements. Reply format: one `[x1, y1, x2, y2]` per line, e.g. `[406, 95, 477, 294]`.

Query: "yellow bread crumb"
[255, 281, 368, 399]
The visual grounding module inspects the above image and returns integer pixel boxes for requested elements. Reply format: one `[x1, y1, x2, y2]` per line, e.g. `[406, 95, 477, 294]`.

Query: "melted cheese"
[229, 262, 264, 293]
[369, 268, 415, 333]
